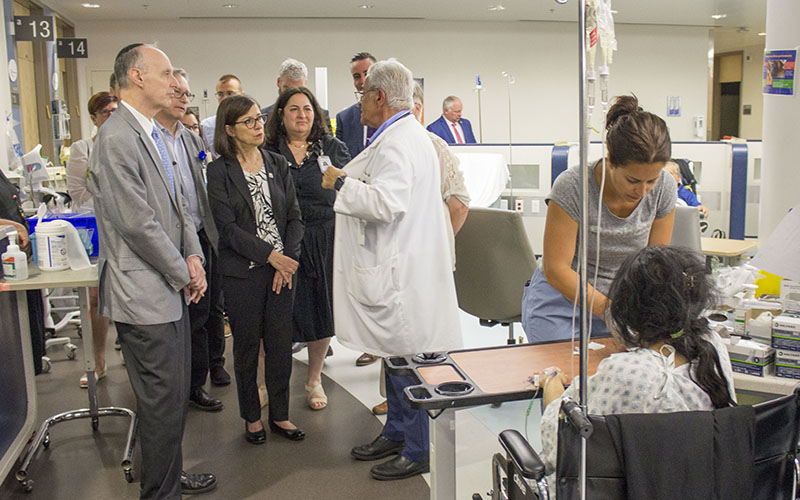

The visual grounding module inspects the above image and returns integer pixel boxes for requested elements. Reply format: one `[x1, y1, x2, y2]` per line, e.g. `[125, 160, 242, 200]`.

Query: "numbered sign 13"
[14, 16, 55, 42]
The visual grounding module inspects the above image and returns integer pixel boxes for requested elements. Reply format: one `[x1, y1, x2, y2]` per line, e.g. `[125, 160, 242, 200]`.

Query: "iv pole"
[577, 0, 590, 498]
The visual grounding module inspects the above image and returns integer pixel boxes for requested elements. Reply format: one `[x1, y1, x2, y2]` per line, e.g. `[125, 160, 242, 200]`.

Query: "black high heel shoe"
[245, 422, 266, 445]
[269, 421, 305, 441]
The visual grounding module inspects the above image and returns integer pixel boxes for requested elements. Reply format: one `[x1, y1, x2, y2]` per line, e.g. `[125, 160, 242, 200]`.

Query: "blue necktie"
[151, 127, 176, 197]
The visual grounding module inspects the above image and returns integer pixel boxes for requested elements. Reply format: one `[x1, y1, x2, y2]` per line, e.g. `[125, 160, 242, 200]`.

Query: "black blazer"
[206, 148, 304, 279]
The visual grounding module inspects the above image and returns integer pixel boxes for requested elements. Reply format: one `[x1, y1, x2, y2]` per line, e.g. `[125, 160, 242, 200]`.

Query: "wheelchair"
[477, 389, 800, 500]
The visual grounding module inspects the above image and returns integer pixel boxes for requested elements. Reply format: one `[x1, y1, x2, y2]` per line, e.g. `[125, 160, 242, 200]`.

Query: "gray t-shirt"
[546, 163, 677, 294]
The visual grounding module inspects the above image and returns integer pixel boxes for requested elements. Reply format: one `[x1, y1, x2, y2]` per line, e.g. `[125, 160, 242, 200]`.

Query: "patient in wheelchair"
[536, 245, 736, 475]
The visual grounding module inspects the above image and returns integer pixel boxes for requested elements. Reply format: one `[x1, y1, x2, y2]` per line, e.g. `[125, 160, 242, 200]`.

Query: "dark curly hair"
[606, 94, 671, 167]
[264, 86, 330, 149]
[606, 246, 735, 409]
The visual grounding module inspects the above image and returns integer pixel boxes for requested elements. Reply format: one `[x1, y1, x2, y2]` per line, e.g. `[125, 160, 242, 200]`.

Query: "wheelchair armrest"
[499, 429, 547, 481]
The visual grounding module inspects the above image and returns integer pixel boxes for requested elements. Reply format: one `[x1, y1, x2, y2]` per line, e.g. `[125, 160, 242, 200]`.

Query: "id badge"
[317, 155, 333, 173]
[358, 220, 366, 246]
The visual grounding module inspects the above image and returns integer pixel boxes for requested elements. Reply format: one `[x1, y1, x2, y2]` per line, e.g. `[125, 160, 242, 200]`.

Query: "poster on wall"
[763, 49, 796, 96]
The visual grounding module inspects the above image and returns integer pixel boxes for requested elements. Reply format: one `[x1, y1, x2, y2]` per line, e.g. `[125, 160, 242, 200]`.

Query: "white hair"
[412, 82, 424, 106]
[366, 59, 414, 111]
[443, 95, 461, 111]
[279, 58, 308, 82]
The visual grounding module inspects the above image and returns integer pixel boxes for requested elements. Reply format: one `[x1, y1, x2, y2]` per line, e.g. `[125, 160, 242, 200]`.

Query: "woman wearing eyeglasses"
[264, 87, 350, 411]
[206, 94, 305, 444]
[65, 90, 118, 389]
[66, 91, 118, 210]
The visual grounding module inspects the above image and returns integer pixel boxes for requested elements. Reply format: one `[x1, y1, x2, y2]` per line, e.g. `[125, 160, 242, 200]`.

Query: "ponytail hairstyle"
[606, 94, 671, 167]
[606, 246, 735, 409]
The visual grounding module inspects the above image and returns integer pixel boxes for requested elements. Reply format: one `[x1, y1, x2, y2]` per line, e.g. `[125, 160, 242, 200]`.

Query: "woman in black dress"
[265, 86, 350, 410]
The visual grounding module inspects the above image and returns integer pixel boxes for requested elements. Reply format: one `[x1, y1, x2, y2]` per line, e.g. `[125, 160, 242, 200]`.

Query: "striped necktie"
[151, 127, 176, 197]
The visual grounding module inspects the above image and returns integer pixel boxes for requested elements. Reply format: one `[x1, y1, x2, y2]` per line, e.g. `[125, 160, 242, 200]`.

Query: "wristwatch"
[334, 175, 346, 191]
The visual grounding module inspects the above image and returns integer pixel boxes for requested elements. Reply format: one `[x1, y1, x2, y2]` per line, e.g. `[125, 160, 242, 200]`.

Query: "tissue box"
[782, 280, 800, 315]
[724, 338, 775, 377]
[28, 213, 98, 257]
[776, 350, 800, 379]
[746, 310, 775, 345]
[772, 314, 800, 352]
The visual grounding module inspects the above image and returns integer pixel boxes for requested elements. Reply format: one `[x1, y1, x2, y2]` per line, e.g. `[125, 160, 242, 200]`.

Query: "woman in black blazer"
[206, 95, 305, 444]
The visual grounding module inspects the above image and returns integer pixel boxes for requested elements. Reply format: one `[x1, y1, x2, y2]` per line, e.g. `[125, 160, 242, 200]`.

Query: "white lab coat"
[332, 114, 463, 357]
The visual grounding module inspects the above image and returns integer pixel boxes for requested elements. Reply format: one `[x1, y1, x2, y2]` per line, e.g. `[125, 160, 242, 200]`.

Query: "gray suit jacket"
[89, 103, 203, 326]
[179, 127, 219, 255]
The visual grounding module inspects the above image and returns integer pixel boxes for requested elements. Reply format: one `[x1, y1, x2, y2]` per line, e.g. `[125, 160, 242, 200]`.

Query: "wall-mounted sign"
[667, 96, 681, 117]
[56, 38, 88, 59]
[13, 16, 55, 42]
[8, 59, 17, 83]
[763, 49, 796, 96]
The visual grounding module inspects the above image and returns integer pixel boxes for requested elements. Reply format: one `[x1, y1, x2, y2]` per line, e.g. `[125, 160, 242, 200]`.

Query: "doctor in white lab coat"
[323, 59, 462, 481]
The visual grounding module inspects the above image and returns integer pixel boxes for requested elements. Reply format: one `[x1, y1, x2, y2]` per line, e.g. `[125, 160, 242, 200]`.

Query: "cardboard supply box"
[772, 314, 800, 352]
[724, 337, 775, 377]
[776, 349, 800, 379]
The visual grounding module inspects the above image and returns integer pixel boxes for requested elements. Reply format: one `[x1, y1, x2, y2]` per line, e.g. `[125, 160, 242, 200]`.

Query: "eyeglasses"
[215, 90, 239, 99]
[93, 108, 116, 117]
[171, 89, 195, 102]
[355, 89, 376, 102]
[184, 124, 200, 131]
[234, 113, 268, 129]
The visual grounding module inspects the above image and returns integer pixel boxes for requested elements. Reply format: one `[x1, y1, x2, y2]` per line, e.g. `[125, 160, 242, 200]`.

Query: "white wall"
[74, 18, 709, 144]
[739, 42, 766, 139]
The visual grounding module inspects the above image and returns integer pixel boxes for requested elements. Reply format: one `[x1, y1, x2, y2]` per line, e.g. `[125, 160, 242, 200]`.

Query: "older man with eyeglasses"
[155, 68, 230, 416]
[322, 59, 463, 481]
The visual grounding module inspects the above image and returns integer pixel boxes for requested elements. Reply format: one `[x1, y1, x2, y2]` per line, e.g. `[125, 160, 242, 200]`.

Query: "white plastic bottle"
[2, 231, 29, 280]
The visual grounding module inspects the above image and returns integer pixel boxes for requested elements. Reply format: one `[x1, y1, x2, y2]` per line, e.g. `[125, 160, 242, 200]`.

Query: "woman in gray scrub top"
[522, 95, 677, 343]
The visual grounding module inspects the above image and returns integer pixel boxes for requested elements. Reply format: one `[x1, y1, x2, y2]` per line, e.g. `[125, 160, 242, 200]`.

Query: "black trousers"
[188, 229, 226, 389]
[223, 265, 294, 423]
[116, 308, 191, 500]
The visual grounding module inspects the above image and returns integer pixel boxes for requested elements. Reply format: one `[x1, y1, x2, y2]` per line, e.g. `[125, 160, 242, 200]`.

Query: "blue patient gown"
[521, 268, 610, 343]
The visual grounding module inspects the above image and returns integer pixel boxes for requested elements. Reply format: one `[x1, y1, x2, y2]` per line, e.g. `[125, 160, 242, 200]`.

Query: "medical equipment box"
[775, 350, 800, 379]
[724, 338, 775, 377]
[772, 314, 800, 352]
[27, 212, 98, 257]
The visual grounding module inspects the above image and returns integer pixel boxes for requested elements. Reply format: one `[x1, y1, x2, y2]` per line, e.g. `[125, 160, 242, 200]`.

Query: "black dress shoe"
[180, 471, 217, 494]
[370, 455, 429, 481]
[189, 388, 223, 411]
[268, 421, 305, 441]
[351, 435, 404, 461]
[244, 423, 266, 445]
[210, 365, 231, 386]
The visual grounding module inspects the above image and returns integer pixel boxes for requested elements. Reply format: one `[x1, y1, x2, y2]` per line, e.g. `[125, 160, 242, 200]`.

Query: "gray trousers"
[116, 308, 191, 500]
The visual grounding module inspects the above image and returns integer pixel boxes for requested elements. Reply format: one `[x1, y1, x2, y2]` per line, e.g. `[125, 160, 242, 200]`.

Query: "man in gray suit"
[155, 68, 227, 412]
[89, 43, 216, 498]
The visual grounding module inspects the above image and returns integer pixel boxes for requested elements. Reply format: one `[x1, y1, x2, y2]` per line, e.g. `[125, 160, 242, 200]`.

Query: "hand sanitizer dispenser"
[2, 230, 28, 280]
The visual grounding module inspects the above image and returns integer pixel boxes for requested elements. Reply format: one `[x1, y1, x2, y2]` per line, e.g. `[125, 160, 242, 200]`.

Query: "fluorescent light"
[359, 4, 374, 8]
[222, 3, 237, 8]
[488, 5, 506, 11]
[711, 14, 727, 20]
[758, 32, 766, 36]
[81, 3, 100, 7]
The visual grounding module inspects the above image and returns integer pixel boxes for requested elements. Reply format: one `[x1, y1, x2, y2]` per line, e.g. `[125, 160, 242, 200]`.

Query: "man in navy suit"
[335, 52, 377, 160]
[426, 95, 477, 144]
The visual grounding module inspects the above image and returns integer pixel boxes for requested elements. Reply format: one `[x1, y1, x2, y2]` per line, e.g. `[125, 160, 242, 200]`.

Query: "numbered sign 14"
[57, 38, 88, 59]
